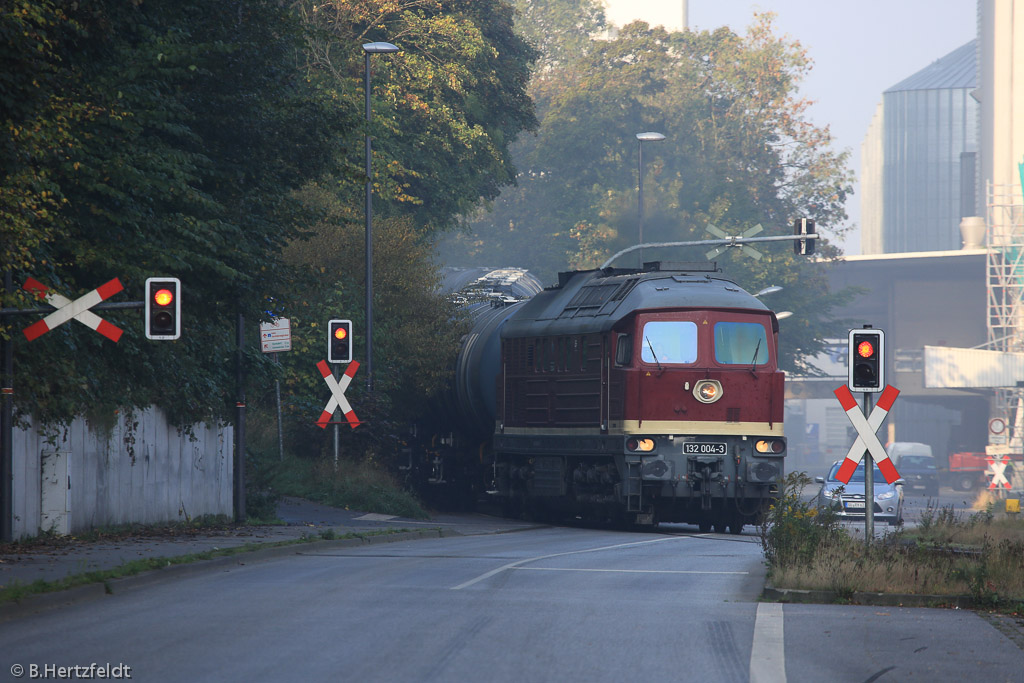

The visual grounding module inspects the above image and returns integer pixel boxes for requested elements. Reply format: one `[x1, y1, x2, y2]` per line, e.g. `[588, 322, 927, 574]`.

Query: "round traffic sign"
[989, 417, 1007, 435]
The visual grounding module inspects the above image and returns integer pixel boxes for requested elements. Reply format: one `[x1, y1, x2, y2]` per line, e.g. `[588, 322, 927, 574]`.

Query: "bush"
[759, 472, 845, 568]
[245, 447, 284, 523]
[269, 454, 428, 520]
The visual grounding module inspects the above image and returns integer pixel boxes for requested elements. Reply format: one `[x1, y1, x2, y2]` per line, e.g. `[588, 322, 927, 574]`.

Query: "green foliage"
[245, 447, 284, 524]
[759, 471, 844, 568]
[3, 0, 349, 427]
[294, 0, 538, 233]
[250, 182, 466, 463]
[441, 13, 856, 371]
[509, 0, 607, 72]
[269, 454, 428, 520]
[769, 488, 1024, 606]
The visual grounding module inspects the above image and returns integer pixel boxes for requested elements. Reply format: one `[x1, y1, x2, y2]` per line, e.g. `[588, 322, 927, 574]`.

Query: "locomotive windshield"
[640, 321, 698, 364]
[714, 321, 769, 365]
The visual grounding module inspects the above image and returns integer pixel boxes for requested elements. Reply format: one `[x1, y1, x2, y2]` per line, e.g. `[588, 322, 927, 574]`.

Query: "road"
[2, 523, 1022, 682]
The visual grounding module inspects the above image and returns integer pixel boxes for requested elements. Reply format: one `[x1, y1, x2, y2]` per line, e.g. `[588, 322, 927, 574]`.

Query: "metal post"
[333, 364, 340, 470]
[234, 312, 246, 522]
[634, 132, 665, 269]
[1, 271, 13, 542]
[274, 353, 283, 462]
[863, 391, 875, 545]
[364, 51, 374, 393]
[638, 140, 645, 267]
[361, 42, 398, 394]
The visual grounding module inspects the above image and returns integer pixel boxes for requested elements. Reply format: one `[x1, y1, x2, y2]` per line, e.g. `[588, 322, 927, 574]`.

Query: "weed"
[271, 455, 428, 519]
[759, 472, 845, 568]
[764, 482, 1024, 610]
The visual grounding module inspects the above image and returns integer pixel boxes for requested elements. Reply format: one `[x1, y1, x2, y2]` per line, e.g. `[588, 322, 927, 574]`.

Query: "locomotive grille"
[747, 461, 780, 483]
[531, 457, 565, 495]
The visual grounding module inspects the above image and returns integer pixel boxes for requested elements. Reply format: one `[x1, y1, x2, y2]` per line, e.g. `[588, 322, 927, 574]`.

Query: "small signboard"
[260, 318, 292, 353]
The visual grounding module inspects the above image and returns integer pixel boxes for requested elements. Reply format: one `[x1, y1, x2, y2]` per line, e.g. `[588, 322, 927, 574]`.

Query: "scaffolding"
[986, 180, 1024, 439]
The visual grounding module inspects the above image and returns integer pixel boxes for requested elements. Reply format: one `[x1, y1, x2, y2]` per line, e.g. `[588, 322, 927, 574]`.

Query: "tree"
[509, 0, 607, 73]
[275, 183, 466, 458]
[442, 15, 855, 372]
[293, 0, 538, 233]
[0, 1, 82, 281]
[4, 0, 349, 426]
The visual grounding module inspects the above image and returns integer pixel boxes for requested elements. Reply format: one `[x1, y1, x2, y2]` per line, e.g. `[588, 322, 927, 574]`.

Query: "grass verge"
[761, 472, 1024, 614]
[257, 452, 428, 520]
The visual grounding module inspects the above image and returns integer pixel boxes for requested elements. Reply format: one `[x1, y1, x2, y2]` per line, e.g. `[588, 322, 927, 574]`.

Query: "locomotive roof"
[502, 263, 771, 338]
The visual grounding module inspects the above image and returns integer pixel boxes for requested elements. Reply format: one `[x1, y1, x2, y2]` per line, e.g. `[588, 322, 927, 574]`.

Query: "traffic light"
[848, 328, 884, 393]
[145, 277, 180, 340]
[327, 319, 352, 363]
[794, 218, 815, 255]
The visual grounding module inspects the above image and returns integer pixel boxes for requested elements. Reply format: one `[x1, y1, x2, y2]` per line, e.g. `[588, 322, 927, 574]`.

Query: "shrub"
[759, 472, 845, 568]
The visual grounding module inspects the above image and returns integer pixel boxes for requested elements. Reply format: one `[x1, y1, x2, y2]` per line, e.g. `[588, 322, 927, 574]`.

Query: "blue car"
[815, 460, 905, 527]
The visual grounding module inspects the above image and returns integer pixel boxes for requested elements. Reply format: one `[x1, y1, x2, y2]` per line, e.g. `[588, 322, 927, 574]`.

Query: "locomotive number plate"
[683, 442, 727, 455]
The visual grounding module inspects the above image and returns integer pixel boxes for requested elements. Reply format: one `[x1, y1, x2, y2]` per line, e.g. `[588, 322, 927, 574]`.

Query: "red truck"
[946, 451, 1023, 491]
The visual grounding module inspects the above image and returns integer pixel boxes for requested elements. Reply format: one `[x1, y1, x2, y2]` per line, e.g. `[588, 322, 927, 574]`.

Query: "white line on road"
[750, 602, 786, 683]
[451, 536, 688, 590]
[510, 567, 749, 575]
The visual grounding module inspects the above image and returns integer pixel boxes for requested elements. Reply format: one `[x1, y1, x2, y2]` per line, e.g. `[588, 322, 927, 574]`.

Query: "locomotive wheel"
[712, 520, 726, 534]
[698, 519, 712, 533]
[728, 521, 744, 535]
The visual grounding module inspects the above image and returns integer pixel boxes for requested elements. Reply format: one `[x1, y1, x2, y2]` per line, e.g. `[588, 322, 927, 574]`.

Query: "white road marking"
[451, 536, 688, 590]
[510, 567, 749, 575]
[750, 602, 786, 683]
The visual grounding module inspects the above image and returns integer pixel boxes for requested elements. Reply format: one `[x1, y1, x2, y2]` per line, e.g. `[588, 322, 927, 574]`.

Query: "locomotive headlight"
[755, 439, 786, 454]
[693, 380, 723, 404]
[626, 437, 656, 452]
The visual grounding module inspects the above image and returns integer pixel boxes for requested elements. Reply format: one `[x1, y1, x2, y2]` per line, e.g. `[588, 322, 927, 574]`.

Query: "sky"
[601, 0, 978, 254]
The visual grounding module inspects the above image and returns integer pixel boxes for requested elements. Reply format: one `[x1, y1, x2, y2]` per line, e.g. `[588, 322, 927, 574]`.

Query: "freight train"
[403, 262, 787, 532]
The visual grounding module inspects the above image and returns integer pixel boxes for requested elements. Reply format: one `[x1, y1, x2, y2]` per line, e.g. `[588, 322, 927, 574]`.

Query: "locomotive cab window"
[614, 334, 633, 366]
[714, 321, 769, 365]
[640, 321, 697, 365]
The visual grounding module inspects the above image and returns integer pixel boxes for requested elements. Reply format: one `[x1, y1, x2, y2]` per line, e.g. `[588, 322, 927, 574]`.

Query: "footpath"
[0, 497, 537, 620]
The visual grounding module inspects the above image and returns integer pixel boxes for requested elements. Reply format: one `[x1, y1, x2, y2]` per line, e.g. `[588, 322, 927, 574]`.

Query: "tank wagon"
[408, 262, 786, 532]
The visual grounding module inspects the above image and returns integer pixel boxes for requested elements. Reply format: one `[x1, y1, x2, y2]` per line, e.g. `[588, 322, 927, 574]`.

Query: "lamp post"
[362, 41, 399, 393]
[754, 285, 782, 298]
[636, 131, 666, 268]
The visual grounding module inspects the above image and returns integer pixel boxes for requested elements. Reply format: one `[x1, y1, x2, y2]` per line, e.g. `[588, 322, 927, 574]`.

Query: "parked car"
[886, 442, 939, 496]
[815, 460, 905, 526]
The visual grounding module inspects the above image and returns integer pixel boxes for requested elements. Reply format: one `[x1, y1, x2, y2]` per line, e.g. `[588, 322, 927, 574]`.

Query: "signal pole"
[864, 391, 875, 544]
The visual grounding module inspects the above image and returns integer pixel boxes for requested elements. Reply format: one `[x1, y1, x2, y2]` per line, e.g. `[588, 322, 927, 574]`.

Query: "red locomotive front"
[494, 263, 786, 531]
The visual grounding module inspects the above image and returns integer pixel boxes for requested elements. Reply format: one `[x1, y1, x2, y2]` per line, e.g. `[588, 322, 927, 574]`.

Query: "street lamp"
[362, 41, 400, 392]
[754, 285, 783, 297]
[636, 131, 666, 268]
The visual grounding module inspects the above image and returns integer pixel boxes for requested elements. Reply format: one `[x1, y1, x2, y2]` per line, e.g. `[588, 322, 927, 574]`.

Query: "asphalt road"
[1, 524, 1022, 682]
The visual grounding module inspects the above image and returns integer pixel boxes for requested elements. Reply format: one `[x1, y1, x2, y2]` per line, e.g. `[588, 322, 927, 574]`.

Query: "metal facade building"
[881, 41, 979, 253]
[784, 251, 989, 474]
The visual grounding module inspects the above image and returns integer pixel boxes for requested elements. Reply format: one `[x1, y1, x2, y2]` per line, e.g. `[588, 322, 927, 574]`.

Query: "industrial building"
[789, 0, 1024, 476]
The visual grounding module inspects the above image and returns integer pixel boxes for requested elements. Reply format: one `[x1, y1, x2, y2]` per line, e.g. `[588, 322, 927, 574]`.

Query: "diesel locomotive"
[405, 262, 786, 532]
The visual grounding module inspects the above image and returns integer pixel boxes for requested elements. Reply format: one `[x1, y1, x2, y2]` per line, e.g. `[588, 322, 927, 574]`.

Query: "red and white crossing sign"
[316, 359, 360, 429]
[986, 455, 1011, 490]
[833, 384, 901, 484]
[22, 277, 124, 342]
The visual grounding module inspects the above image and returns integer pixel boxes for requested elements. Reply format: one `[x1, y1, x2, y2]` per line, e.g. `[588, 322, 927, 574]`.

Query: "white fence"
[11, 407, 233, 539]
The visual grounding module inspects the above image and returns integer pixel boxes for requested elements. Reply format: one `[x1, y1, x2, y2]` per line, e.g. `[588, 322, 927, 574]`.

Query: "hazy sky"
[601, 0, 977, 254]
